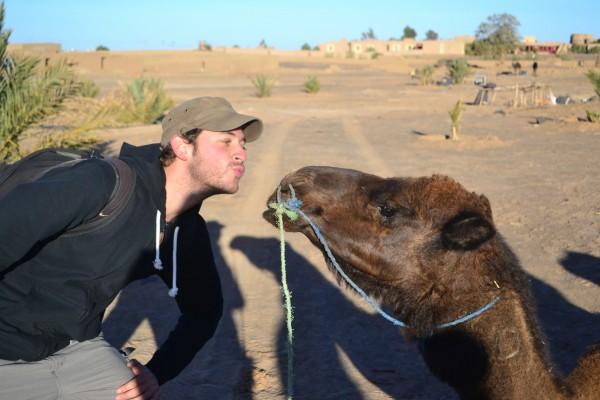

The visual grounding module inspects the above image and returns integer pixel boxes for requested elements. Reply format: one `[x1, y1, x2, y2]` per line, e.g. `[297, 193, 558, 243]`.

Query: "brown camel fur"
[263, 166, 600, 400]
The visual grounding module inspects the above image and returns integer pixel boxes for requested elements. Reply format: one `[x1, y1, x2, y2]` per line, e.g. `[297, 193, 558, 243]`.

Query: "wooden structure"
[473, 83, 553, 107]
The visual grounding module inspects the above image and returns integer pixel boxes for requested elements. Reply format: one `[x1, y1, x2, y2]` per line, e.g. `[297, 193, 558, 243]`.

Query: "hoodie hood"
[119, 143, 180, 296]
[119, 143, 166, 219]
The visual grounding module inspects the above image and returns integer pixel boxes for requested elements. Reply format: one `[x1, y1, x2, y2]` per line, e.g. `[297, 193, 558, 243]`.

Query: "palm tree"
[448, 100, 463, 140]
[0, 1, 79, 161]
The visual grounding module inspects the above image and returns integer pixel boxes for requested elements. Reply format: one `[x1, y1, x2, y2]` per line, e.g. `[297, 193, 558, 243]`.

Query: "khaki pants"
[0, 335, 134, 400]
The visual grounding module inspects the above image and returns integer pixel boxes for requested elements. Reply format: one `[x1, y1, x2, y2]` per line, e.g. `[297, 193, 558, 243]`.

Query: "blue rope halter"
[273, 184, 501, 331]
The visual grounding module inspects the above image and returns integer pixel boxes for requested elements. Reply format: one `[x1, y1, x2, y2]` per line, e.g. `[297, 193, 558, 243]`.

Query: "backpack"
[0, 148, 136, 236]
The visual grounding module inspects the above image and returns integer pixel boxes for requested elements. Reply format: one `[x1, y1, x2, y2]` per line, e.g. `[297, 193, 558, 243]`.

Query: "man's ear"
[441, 211, 495, 251]
[170, 135, 193, 161]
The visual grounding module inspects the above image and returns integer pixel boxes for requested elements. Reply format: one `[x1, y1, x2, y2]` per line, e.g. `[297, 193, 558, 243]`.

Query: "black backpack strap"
[65, 158, 136, 236]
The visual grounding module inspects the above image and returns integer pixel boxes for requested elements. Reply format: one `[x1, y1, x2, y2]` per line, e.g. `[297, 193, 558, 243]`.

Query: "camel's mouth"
[262, 189, 307, 233]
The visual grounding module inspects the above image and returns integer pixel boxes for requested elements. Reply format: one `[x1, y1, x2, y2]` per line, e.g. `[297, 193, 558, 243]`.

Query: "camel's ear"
[441, 212, 495, 251]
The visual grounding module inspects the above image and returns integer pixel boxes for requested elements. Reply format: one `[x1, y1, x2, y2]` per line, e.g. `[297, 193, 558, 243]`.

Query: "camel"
[263, 166, 600, 400]
[512, 61, 522, 75]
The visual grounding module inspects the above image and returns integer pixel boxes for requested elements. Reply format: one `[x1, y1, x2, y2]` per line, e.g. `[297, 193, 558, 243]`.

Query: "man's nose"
[233, 146, 247, 162]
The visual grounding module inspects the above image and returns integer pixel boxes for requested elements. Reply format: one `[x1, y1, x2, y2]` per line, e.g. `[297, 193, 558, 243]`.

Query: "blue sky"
[4, 1, 600, 51]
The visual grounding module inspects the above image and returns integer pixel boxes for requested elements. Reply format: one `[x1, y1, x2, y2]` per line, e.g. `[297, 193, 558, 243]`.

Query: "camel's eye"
[377, 204, 397, 218]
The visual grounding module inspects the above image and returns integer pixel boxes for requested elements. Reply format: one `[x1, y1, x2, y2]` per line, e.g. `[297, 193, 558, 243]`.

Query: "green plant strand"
[270, 202, 297, 399]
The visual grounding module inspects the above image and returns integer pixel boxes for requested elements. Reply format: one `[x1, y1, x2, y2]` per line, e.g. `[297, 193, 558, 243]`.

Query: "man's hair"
[160, 128, 202, 166]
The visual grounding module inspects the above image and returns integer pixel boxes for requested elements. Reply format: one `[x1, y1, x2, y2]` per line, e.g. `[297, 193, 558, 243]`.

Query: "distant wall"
[52, 50, 281, 78]
[7, 43, 62, 56]
[319, 38, 466, 57]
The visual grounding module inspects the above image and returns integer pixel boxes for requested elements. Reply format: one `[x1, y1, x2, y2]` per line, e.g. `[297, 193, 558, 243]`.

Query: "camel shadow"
[103, 221, 254, 398]
[230, 236, 456, 400]
[530, 251, 600, 375]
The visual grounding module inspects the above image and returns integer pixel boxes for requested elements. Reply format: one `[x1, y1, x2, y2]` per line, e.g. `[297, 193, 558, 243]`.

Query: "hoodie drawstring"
[153, 211, 163, 270]
[152, 210, 179, 298]
[169, 227, 180, 298]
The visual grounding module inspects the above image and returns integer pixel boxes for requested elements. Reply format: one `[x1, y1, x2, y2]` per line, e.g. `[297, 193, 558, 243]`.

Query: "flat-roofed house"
[320, 39, 350, 57]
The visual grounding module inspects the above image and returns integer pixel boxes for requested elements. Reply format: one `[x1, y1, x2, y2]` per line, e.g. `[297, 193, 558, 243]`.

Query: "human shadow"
[561, 251, 600, 287]
[103, 221, 254, 398]
[230, 236, 455, 400]
[529, 251, 600, 375]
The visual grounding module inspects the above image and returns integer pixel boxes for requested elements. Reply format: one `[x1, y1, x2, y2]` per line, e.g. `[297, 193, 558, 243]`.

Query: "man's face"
[188, 128, 247, 195]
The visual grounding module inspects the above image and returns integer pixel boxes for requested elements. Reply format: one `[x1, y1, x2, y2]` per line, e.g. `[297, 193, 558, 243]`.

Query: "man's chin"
[222, 182, 241, 195]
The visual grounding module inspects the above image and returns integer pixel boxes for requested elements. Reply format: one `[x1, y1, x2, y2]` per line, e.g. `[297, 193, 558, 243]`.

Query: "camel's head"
[264, 166, 503, 334]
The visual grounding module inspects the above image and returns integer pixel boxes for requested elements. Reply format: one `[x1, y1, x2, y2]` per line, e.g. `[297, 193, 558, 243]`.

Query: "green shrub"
[448, 100, 463, 140]
[447, 59, 471, 84]
[115, 77, 174, 124]
[465, 40, 497, 59]
[96, 45, 109, 51]
[365, 47, 382, 59]
[416, 65, 435, 85]
[301, 43, 311, 51]
[250, 75, 275, 98]
[303, 76, 320, 94]
[35, 123, 99, 151]
[586, 69, 600, 96]
[78, 79, 100, 98]
[371, 51, 382, 59]
[586, 110, 600, 123]
[571, 45, 600, 54]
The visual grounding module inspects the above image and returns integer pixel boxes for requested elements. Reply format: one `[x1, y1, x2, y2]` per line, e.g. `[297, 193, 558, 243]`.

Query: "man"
[0, 97, 262, 399]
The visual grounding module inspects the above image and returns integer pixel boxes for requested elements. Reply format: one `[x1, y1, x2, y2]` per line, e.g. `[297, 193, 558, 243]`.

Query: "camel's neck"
[421, 292, 568, 400]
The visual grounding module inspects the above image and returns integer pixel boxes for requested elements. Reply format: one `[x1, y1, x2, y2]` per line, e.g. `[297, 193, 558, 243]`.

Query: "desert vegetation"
[585, 110, 600, 123]
[303, 76, 320, 94]
[466, 13, 520, 59]
[361, 28, 376, 40]
[250, 75, 275, 97]
[584, 70, 600, 122]
[402, 26, 417, 40]
[416, 65, 435, 85]
[448, 100, 463, 140]
[586, 69, 600, 96]
[447, 59, 470, 84]
[114, 77, 173, 124]
[0, 2, 81, 161]
[425, 30, 439, 40]
[1, 1, 175, 159]
[78, 79, 100, 98]
[570, 45, 600, 54]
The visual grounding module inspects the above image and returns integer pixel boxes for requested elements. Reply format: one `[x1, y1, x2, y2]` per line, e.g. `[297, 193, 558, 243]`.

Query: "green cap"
[161, 97, 263, 146]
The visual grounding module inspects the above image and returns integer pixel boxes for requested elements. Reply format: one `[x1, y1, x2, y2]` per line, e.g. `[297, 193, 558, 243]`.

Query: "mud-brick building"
[319, 36, 471, 58]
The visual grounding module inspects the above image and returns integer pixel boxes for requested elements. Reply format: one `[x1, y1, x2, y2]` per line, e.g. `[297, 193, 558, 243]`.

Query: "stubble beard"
[188, 159, 239, 196]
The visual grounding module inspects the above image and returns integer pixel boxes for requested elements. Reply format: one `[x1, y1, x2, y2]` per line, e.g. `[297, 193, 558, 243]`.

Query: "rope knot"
[269, 184, 302, 221]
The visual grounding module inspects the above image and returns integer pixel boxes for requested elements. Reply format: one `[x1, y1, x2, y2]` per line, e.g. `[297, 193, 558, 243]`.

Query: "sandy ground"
[46, 51, 600, 399]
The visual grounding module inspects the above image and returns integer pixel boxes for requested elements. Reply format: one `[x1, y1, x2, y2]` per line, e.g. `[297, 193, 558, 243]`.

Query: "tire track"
[341, 117, 393, 177]
[206, 116, 299, 398]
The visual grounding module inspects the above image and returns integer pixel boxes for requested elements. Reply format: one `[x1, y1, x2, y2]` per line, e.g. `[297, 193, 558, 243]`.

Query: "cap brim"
[183, 111, 263, 142]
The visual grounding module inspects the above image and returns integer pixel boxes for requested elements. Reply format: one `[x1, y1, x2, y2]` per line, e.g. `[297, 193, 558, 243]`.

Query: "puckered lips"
[231, 164, 245, 178]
